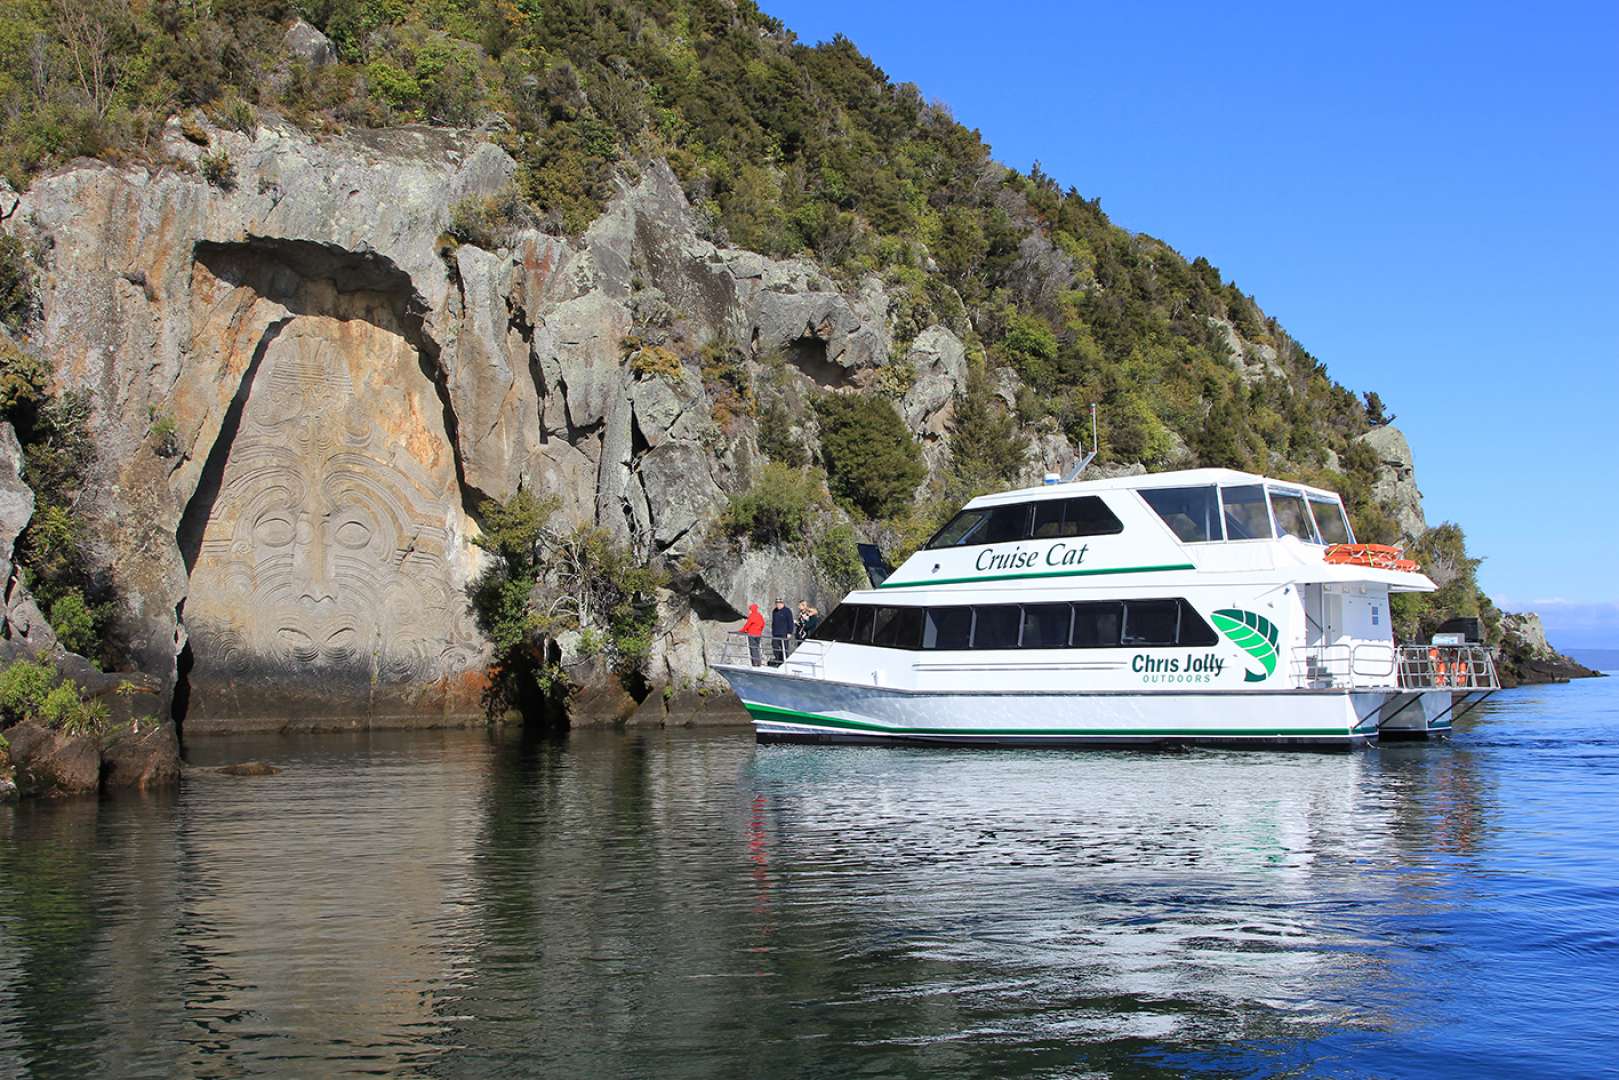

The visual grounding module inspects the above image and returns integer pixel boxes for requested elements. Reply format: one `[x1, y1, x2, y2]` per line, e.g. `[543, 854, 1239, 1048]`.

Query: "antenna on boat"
[1062, 403, 1099, 482]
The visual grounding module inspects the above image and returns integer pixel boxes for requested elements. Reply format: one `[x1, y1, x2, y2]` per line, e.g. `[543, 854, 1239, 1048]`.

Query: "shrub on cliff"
[947, 364, 1028, 496]
[0, 659, 112, 737]
[0, 235, 34, 330]
[446, 186, 533, 250]
[470, 488, 665, 710]
[0, 340, 49, 416]
[1391, 523, 1490, 643]
[812, 394, 924, 519]
[722, 462, 826, 547]
[813, 523, 865, 593]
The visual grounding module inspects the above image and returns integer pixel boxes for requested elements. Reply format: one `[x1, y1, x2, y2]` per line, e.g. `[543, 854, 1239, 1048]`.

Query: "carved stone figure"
[184, 312, 487, 728]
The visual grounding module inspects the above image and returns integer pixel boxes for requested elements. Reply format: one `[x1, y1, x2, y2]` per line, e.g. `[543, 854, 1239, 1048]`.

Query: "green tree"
[948, 364, 1027, 494]
[469, 487, 560, 713]
[723, 461, 825, 547]
[812, 394, 925, 518]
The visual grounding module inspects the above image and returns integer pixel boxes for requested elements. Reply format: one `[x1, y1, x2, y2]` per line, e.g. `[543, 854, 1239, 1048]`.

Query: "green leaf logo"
[1212, 608, 1280, 682]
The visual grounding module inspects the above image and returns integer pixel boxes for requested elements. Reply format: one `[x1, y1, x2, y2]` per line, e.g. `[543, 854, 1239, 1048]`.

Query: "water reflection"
[1, 682, 1615, 1077]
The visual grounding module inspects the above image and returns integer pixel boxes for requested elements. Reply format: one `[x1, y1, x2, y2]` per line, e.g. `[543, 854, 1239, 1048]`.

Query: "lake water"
[2, 676, 1616, 1078]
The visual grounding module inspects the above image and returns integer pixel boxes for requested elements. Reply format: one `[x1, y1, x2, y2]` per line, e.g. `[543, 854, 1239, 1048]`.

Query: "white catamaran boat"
[715, 468, 1498, 748]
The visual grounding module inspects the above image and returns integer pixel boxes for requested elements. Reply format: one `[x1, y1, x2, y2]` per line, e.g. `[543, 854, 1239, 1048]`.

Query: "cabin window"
[1122, 599, 1180, 645]
[928, 509, 989, 548]
[924, 607, 973, 650]
[1308, 495, 1353, 545]
[1268, 488, 1320, 543]
[1176, 601, 1219, 646]
[983, 504, 1030, 544]
[926, 504, 1030, 548]
[815, 599, 1219, 651]
[1140, 486, 1223, 543]
[1072, 601, 1124, 648]
[970, 605, 1022, 649]
[1030, 497, 1125, 539]
[1021, 603, 1073, 649]
[930, 497, 1119, 548]
[811, 603, 857, 642]
[1221, 484, 1274, 540]
[850, 605, 877, 644]
[872, 606, 924, 649]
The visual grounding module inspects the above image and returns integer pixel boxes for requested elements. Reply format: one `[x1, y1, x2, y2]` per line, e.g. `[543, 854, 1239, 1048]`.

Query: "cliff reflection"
[0, 726, 1494, 1078]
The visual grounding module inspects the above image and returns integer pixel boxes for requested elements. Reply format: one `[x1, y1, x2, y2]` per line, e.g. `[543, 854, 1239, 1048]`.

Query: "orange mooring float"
[1323, 543, 1421, 573]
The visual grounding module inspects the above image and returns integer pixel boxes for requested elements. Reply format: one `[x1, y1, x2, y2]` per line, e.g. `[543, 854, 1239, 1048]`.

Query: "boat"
[713, 468, 1498, 748]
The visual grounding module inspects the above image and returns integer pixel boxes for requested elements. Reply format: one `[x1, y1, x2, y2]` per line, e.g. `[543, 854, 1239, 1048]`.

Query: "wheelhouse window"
[1030, 497, 1125, 539]
[1140, 486, 1223, 543]
[1220, 484, 1274, 540]
[1268, 487, 1320, 543]
[929, 497, 1120, 548]
[1308, 495, 1353, 546]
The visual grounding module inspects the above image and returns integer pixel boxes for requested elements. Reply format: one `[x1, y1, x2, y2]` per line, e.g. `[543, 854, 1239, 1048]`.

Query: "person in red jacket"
[740, 603, 765, 667]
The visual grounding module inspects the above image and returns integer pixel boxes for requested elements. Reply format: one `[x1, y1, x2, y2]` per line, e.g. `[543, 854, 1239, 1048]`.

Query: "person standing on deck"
[740, 603, 765, 667]
[770, 598, 794, 664]
[796, 601, 820, 640]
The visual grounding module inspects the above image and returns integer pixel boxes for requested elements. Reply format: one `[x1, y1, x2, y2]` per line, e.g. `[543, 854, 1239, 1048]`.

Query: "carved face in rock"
[187, 317, 478, 684]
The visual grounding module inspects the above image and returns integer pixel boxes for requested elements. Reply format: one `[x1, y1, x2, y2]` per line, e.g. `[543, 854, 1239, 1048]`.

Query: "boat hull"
[716, 665, 1393, 749]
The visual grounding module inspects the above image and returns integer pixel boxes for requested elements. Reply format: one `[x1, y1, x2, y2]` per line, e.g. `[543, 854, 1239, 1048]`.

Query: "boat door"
[1303, 584, 1330, 649]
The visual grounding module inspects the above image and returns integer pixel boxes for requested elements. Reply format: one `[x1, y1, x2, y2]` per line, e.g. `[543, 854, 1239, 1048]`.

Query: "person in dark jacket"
[770, 597, 794, 664]
[740, 603, 765, 666]
[796, 601, 820, 640]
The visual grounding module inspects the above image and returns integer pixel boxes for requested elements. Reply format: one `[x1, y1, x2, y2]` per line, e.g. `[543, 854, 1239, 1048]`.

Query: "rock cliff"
[1496, 612, 1601, 686]
[2, 119, 1011, 730]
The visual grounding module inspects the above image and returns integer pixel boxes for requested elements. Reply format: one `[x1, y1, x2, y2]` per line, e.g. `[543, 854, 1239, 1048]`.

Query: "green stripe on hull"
[876, 562, 1196, 589]
[741, 702, 1353, 738]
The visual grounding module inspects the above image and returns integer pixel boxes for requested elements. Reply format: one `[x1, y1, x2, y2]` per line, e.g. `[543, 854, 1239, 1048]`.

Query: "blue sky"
[761, 0, 1619, 648]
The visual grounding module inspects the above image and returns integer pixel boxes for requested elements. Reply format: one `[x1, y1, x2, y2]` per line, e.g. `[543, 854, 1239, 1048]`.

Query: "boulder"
[5, 723, 101, 798]
[1357, 426, 1427, 540]
[687, 544, 824, 623]
[899, 326, 968, 434]
[219, 761, 282, 777]
[638, 441, 724, 553]
[0, 420, 33, 586]
[283, 19, 337, 69]
[566, 654, 640, 727]
[101, 721, 182, 790]
[447, 243, 544, 502]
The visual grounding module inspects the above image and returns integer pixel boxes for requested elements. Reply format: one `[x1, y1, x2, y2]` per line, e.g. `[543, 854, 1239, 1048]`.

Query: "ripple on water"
[0, 679, 1617, 1076]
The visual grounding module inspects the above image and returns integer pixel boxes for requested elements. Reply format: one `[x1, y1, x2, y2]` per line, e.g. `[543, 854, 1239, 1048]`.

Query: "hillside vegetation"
[0, 0, 1491, 641]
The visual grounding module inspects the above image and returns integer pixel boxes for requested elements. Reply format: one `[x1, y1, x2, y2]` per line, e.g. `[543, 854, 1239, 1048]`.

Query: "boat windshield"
[1308, 495, 1354, 545]
[1139, 486, 1222, 542]
[1220, 484, 1274, 540]
[1268, 487, 1320, 543]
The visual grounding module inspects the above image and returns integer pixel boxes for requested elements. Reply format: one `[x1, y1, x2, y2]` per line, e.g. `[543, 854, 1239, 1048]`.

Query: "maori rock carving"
[184, 304, 487, 726]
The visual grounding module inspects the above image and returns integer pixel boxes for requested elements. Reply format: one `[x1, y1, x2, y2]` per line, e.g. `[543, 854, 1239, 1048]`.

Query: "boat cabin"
[792, 468, 1435, 694]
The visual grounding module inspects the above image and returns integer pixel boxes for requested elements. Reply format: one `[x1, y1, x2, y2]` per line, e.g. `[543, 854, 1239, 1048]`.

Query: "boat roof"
[966, 468, 1344, 508]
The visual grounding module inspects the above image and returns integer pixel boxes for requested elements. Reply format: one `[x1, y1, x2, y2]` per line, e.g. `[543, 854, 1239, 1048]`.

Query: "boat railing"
[1289, 643, 1397, 689]
[714, 630, 819, 674]
[1396, 644, 1499, 691]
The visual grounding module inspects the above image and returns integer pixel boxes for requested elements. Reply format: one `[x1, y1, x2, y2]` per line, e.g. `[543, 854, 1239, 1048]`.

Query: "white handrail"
[1289, 643, 1396, 689]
